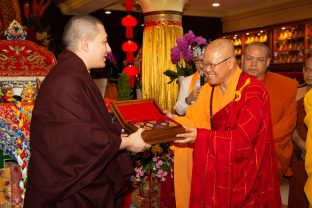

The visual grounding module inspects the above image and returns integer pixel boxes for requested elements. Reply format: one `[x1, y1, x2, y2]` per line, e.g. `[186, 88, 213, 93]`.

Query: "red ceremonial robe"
[190, 73, 281, 208]
[24, 50, 133, 208]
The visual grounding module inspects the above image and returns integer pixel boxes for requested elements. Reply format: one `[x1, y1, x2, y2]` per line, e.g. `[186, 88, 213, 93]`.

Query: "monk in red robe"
[176, 39, 281, 207]
[24, 15, 150, 208]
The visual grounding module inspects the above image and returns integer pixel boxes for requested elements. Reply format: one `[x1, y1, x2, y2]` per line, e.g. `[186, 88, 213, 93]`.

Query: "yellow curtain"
[142, 12, 183, 112]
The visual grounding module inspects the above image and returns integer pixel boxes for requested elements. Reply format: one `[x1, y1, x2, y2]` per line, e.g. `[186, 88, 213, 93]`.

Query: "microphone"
[200, 71, 205, 86]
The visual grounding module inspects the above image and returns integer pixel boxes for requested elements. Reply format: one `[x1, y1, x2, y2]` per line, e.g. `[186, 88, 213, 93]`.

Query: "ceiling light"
[212, 2, 220, 7]
[281, 27, 285, 30]
[260, 30, 263, 33]
[105, 10, 111, 14]
[246, 32, 249, 35]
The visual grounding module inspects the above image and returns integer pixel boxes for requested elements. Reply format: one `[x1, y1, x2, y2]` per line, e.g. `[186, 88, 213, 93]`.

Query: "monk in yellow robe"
[242, 42, 297, 175]
[171, 39, 243, 208]
[304, 89, 312, 206]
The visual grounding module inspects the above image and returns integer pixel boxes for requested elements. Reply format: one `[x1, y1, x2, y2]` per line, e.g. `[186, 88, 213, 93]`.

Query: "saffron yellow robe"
[172, 67, 242, 208]
[304, 89, 312, 206]
[262, 72, 297, 174]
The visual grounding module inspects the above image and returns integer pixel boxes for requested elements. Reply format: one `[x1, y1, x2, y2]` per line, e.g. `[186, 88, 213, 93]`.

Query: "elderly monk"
[174, 39, 281, 207]
[175, 38, 281, 207]
[304, 88, 312, 207]
[24, 15, 150, 208]
[242, 42, 298, 176]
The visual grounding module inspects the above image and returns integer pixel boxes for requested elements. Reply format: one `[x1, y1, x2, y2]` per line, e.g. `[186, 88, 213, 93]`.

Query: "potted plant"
[164, 30, 207, 84]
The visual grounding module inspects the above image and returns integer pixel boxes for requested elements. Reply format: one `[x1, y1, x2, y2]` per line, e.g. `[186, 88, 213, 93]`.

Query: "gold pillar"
[137, 0, 186, 112]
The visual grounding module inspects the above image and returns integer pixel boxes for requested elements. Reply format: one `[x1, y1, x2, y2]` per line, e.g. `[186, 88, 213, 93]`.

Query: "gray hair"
[63, 15, 103, 51]
[244, 42, 270, 58]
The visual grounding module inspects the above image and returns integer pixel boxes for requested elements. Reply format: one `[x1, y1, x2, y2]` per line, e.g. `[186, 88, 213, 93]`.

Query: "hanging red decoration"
[24, 2, 30, 18]
[122, 15, 137, 39]
[125, 0, 132, 12]
[124, 65, 139, 76]
[122, 40, 138, 63]
[124, 64, 138, 88]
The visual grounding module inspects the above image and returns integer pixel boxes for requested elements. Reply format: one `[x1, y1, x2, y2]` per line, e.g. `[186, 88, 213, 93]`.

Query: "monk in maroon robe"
[24, 15, 150, 208]
[176, 39, 281, 207]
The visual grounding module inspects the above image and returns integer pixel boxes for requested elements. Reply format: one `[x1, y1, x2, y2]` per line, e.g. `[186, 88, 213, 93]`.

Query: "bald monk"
[24, 15, 150, 208]
[175, 38, 281, 207]
[170, 39, 281, 207]
[242, 42, 298, 176]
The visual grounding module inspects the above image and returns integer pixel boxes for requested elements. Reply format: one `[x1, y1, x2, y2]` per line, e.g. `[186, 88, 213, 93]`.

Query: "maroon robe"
[190, 73, 281, 207]
[24, 50, 133, 208]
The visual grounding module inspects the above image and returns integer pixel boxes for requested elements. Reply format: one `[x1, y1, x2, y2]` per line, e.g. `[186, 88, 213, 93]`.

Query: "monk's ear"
[228, 56, 236, 69]
[266, 57, 271, 68]
[80, 37, 90, 52]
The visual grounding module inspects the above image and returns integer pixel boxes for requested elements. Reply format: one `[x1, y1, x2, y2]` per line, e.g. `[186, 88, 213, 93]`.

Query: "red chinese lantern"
[122, 40, 138, 64]
[123, 65, 138, 76]
[122, 15, 137, 39]
[123, 65, 138, 88]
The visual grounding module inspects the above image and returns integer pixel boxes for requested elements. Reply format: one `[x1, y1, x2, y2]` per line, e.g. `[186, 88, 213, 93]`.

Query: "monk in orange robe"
[242, 42, 297, 175]
[175, 39, 281, 207]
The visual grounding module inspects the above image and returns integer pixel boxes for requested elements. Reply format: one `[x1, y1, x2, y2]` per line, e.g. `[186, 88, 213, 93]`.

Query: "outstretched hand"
[175, 126, 197, 143]
[163, 110, 174, 119]
[121, 128, 151, 153]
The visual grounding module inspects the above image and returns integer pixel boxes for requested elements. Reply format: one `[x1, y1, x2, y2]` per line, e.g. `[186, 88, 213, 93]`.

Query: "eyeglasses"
[200, 56, 232, 70]
[303, 66, 312, 73]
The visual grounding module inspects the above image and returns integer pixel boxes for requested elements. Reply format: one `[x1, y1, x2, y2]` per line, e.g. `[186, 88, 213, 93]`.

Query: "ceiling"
[57, 0, 302, 17]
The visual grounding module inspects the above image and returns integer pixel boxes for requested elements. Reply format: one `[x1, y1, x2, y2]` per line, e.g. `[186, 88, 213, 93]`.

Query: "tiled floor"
[280, 177, 289, 207]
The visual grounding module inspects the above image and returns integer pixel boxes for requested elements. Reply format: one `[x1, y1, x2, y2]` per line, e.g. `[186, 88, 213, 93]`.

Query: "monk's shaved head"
[63, 15, 103, 51]
[204, 38, 235, 60]
[202, 38, 237, 89]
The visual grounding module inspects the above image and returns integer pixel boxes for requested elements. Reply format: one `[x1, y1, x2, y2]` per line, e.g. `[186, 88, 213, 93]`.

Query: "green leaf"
[163, 70, 179, 78]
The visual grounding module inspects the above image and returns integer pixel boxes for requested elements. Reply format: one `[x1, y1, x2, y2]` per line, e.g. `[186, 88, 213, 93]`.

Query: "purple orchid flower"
[106, 52, 116, 64]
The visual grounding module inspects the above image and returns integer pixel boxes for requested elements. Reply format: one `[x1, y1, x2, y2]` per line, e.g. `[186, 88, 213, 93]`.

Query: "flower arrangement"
[128, 143, 174, 207]
[130, 143, 173, 185]
[164, 30, 207, 83]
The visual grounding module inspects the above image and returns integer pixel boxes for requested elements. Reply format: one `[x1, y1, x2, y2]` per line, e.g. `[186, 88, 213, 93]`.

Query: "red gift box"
[111, 99, 184, 145]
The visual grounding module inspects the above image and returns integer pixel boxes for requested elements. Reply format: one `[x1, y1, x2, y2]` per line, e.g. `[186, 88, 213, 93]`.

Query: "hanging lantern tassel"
[126, 52, 134, 64]
[122, 40, 138, 64]
[125, 0, 133, 12]
[122, 15, 137, 39]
